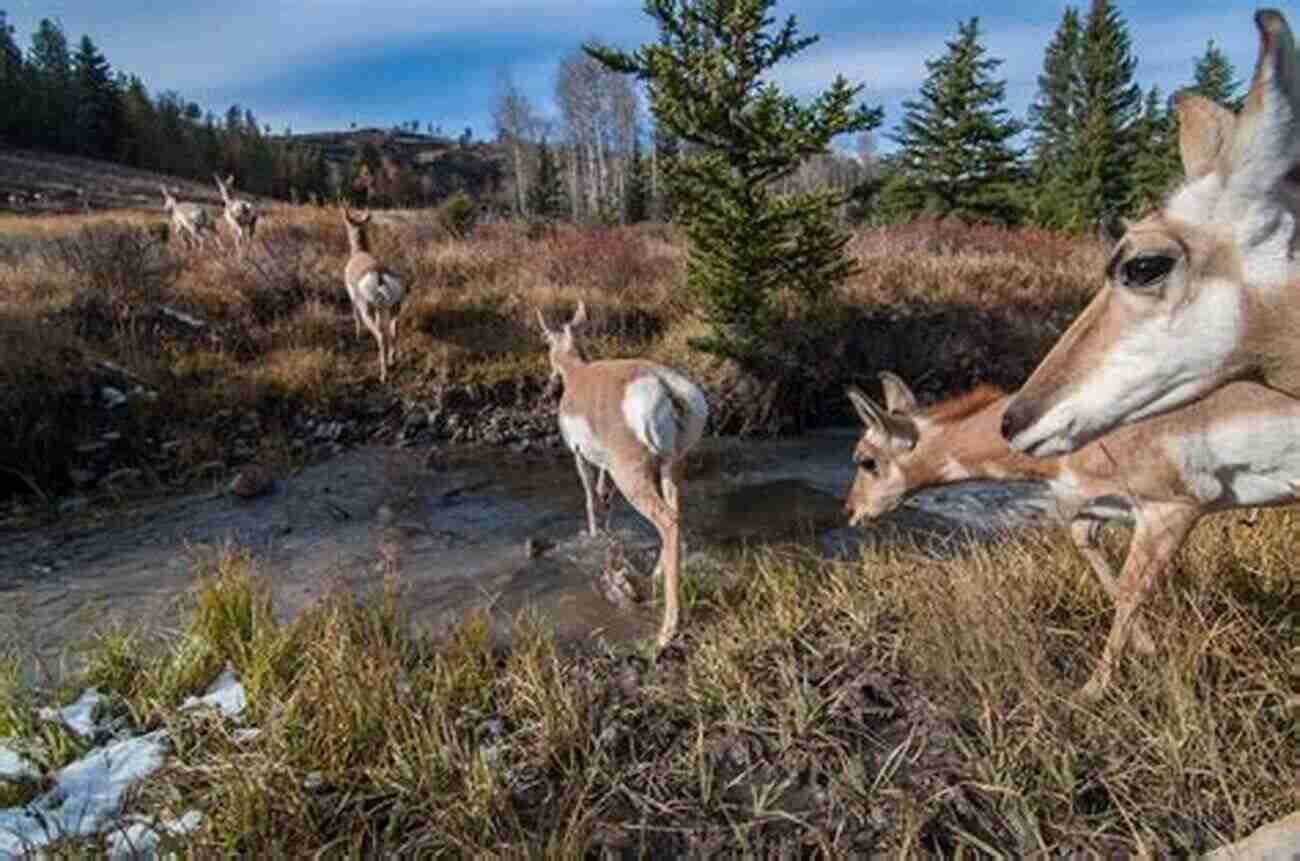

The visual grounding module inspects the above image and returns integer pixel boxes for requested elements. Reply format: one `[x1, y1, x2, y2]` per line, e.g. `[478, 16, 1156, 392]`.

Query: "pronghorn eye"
[855, 456, 877, 473]
[1121, 254, 1175, 288]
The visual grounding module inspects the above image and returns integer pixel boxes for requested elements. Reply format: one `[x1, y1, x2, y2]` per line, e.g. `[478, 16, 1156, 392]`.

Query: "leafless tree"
[555, 49, 641, 222]
[491, 69, 539, 217]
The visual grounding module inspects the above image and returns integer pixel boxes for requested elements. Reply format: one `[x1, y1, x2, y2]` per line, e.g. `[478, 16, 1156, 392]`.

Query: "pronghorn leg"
[351, 301, 363, 339]
[610, 461, 680, 650]
[1080, 506, 1198, 700]
[387, 311, 399, 365]
[359, 305, 386, 382]
[1068, 519, 1156, 656]
[596, 468, 618, 530]
[573, 453, 601, 537]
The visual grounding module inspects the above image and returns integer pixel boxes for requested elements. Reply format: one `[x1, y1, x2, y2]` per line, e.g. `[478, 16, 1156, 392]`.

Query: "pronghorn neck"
[553, 346, 589, 384]
[908, 387, 1060, 485]
[347, 226, 370, 255]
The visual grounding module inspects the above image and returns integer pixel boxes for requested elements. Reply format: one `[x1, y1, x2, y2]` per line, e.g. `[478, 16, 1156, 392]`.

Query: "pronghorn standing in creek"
[538, 301, 709, 650]
[1003, 8, 1300, 457]
[845, 372, 1300, 697]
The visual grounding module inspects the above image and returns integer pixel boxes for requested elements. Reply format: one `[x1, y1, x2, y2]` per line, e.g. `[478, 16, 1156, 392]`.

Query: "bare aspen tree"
[491, 69, 538, 217]
[556, 49, 642, 222]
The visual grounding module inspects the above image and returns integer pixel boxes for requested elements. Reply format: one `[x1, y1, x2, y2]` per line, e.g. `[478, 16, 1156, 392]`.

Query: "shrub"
[439, 192, 479, 239]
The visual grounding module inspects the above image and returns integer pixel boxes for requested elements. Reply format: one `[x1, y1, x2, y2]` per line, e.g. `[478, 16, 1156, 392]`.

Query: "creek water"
[1, 430, 1054, 681]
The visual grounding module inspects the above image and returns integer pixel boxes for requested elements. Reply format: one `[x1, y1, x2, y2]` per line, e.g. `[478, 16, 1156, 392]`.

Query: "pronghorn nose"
[1001, 402, 1029, 443]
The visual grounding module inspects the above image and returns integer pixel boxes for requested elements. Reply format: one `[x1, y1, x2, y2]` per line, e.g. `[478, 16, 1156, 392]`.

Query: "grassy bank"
[0, 208, 1097, 518]
[2, 508, 1295, 855]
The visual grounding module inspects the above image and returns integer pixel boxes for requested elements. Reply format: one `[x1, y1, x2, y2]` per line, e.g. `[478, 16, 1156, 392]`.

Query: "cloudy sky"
[6, 0, 1272, 148]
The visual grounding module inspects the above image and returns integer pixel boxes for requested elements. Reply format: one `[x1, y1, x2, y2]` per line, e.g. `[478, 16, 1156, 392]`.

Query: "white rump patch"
[559, 413, 609, 468]
[622, 371, 708, 459]
[357, 270, 403, 308]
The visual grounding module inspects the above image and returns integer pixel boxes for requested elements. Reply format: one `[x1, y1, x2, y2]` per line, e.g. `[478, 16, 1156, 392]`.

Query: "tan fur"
[847, 373, 1300, 698]
[1003, 9, 1300, 455]
[214, 173, 259, 256]
[539, 302, 708, 650]
[159, 185, 215, 250]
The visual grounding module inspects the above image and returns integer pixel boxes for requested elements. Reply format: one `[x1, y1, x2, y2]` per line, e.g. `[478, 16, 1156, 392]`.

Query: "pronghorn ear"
[1223, 10, 1300, 194]
[569, 300, 588, 330]
[878, 372, 918, 414]
[535, 307, 555, 338]
[848, 386, 918, 450]
[847, 387, 884, 430]
[1172, 90, 1235, 180]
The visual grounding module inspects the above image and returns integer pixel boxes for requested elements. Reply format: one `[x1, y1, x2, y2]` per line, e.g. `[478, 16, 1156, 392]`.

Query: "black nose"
[1001, 403, 1027, 442]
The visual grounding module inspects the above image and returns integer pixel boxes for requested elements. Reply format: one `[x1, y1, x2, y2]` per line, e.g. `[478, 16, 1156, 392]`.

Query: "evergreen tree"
[0, 10, 25, 142]
[28, 18, 74, 151]
[888, 18, 1024, 223]
[1128, 85, 1179, 212]
[72, 35, 119, 158]
[624, 137, 650, 223]
[1075, 0, 1142, 227]
[1191, 39, 1241, 108]
[652, 122, 681, 220]
[586, 0, 881, 429]
[1028, 7, 1083, 228]
[526, 136, 567, 219]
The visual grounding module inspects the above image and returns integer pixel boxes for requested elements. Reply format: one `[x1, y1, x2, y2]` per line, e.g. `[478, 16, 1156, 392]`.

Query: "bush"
[438, 192, 479, 240]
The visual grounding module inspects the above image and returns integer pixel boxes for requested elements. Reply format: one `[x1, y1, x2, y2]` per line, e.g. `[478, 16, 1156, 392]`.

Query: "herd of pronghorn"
[152, 9, 1300, 698]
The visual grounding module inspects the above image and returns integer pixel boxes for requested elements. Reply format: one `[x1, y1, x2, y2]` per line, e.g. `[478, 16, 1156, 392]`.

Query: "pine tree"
[888, 18, 1024, 223]
[1191, 39, 1241, 108]
[1075, 0, 1142, 227]
[0, 10, 25, 142]
[28, 18, 74, 151]
[526, 136, 567, 219]
[586, 0, 881, 428]
[72, 35, 118, 158]
[1028, 7, 1083, 228]
[623, 137, 650, 223]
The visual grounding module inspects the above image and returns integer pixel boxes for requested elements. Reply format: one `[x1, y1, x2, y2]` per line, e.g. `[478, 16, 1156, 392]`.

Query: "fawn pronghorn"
[846, 371, 1300, 698]
[538, 301, 709, 649]
[159, 185, 215, 249]
[1003, 8, 1300, 457]
[341, 208, 404, 383]
[213, 173, 259, 254]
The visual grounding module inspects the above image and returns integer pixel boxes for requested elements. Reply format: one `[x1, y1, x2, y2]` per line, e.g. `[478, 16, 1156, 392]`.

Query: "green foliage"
[586, 0, 881, 429]
[526, 136, 568, 220]
[439, 191, 479, 239]
[624, 137, 650, 223]
[888, 18, 1024, 224]
[1192, 39, 1241, 108]
[28, 18, 75, 151]
[1128, 85, 1179, 212]
[72, 36, 118, 159]
[1028, 7, 1083, 228]
[0, 11, 25, 141]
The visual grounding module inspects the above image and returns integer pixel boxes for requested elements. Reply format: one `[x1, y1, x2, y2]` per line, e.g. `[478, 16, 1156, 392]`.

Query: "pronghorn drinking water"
[846, 372, 1300, 697]
[538, 301, 709, 649]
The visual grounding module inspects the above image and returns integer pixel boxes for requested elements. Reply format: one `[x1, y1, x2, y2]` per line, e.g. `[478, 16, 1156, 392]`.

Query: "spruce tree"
[527, 136, 567, 219]
[1028, 7, 1083, 228]
[586, 0, 881, 428]
[1128, 85, 1179, 212]
[623, 137, 650, 223]
[28, 18, 74, 151]
[72, 36, 118, 158]
[888, 18, 1024, 223]
[0, 11, 24, 142]
[1191, 39, 1241, 108]
[1075, 0, 1142, 227]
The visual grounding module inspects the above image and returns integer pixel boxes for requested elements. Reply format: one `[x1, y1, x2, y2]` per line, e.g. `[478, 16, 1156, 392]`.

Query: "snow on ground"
[1, 672, 247, 857]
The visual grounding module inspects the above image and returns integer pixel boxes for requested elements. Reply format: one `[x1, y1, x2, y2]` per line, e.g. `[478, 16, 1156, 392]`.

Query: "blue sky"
[7, 1, 1273, 149]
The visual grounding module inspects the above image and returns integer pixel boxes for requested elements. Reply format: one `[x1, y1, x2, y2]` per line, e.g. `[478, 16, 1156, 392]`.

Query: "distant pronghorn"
[846, 372, 1300, 698]
[214, 173, 259, 255]
[1003, 8, 1300, 456]
[538, 301, 709, 649]
[159, 184, 216, 249]
[341, 208, 404, 383]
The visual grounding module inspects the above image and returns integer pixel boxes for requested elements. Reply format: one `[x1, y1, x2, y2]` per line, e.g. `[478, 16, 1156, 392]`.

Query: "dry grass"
[2, 509, 1294, 855]
[0, 209, 1099, 517]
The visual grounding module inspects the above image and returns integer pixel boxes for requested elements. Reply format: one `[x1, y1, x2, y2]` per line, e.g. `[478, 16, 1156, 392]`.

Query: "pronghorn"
[846, 372, 1300, 698]
[1002, 8, 1300, 457]
[538, 301, 709, 649]
[213, 173, 259, 255]
[341, 208, 404, 383]
[159, 185, 216, 249]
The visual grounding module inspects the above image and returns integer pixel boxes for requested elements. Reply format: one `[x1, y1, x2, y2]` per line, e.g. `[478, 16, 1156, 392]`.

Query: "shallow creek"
[1, 430, 1055, 680]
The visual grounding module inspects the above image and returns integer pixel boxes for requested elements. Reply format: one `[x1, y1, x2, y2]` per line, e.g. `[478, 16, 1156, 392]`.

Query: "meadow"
[0, 209, 1295, 855]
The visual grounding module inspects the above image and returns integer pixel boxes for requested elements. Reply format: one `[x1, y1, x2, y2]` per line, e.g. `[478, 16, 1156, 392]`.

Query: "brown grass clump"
[8, 507, 1290, 856]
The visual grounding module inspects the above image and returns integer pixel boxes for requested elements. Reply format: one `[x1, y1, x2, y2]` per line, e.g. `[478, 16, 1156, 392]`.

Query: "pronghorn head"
[341, 207, 371, 250]
[843, 373, 921, 526]
[159, 184, 175, 211]
[1002, 9, 1300, 457]
[536, 301, 587, 396]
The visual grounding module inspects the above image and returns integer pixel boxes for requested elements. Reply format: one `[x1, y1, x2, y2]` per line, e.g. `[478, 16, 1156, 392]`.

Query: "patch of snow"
[0, 731, 167, 856]
[0, 746, 39, 782]
[179, 669, 245, 719]
[158, 306, 206, 329]
[37, 688, 104, 739]
[106, 809, 203, 860]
